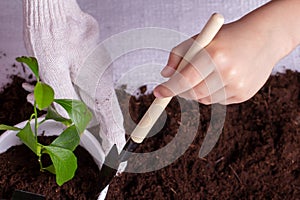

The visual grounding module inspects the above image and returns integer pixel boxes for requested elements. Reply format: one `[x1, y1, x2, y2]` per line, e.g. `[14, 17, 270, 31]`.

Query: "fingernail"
[153, 88, 163, 98]
[161, 66, 175, 77]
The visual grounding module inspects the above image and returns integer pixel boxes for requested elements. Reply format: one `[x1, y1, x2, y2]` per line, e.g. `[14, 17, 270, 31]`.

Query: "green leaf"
[16, 122, 38, 155]
[50, 125, 80, 151]
[16, 56, 39, 80]
[34, 82, 54, 110]
[44, 164, 56, 174]
[44, 145, 77, 186]
[45, 105, 72, 126]
[54, 99, 92, 134]
[0, 124, 21, 131]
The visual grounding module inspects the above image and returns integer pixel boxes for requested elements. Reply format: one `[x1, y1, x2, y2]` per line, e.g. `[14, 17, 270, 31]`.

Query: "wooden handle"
[131, 13, 224, 143]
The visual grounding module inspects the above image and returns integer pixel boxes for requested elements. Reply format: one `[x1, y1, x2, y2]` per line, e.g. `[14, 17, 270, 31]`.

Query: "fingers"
[154, 46, 251, 105]
[181, 81, 254, 105]
[197, 87, 230, 105]
[179, 70, 225, 100]
[161, 35, 198, 78]
[154, 49, 215, 98]
[160, 54, 180, 77]
[156, 14, 278, 106]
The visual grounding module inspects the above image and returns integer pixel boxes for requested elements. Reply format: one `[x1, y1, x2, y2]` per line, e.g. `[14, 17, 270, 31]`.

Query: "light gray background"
[0, 0, 299, 89]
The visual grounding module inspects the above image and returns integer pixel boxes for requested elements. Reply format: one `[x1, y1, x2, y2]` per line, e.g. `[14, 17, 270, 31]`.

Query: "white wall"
[0, 0, 298, 89]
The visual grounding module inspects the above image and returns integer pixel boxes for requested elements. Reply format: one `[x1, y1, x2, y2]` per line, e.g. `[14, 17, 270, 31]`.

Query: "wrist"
[261, 0, 300, 56]
[238, 0, 300, 62]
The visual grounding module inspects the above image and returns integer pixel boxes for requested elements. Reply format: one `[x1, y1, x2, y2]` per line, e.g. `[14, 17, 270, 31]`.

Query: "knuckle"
[171, 45, 184, 57]
[233, 80, 246, 91]
[217, 65, 239, 81]
[208, 49, 238, 80]
[209, 48, 230, 69]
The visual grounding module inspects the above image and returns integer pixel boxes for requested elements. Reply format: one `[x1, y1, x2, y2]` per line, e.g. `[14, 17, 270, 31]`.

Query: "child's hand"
[154, 0, 300, 105]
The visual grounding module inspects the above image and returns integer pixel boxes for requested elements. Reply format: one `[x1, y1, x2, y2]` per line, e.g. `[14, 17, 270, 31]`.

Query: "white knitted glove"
[22, 0, 126, 156]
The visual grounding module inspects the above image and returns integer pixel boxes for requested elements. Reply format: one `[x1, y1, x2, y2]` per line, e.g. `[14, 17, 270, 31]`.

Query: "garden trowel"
[98, 13, 225, 192]
[11, 190, 45, 200]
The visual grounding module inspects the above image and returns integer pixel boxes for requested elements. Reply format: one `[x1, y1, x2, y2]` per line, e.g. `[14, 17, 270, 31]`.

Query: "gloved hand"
[22, 0, 126, 157]
[154, 0, 300, 105]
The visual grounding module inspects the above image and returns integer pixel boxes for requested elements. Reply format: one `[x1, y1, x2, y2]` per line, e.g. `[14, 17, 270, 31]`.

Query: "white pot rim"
[0, 117, 108, 200]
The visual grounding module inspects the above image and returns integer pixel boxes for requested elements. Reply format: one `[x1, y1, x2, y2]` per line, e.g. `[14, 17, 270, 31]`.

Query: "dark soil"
[0, 76, 102, 199]
[107, 70, 300, 200]
[0, 69, 299, 200]
[0, 136, 102, 199]
[0, 76, 36, 135]
[0, 57, 41, 135]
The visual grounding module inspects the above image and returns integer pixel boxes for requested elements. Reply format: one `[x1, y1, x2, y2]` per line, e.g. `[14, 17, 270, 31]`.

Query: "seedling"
[0, 56, 92, 186]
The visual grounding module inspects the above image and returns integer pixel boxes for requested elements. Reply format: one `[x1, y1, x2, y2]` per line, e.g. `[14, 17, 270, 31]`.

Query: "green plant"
[0, 56, 92, 186]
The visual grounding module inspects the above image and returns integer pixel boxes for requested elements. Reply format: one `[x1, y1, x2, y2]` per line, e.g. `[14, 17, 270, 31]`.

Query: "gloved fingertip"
[26, 93, 34, 105]
[22, 82, 34, 92]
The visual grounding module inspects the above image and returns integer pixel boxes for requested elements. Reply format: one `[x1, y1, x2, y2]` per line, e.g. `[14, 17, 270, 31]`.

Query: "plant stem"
[38, 155, 44, 171]
[37, 145, 44, 171]
[33, 101, 44, 171]
[33, 101, 38, 142]
[29, 113, 35, 122]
